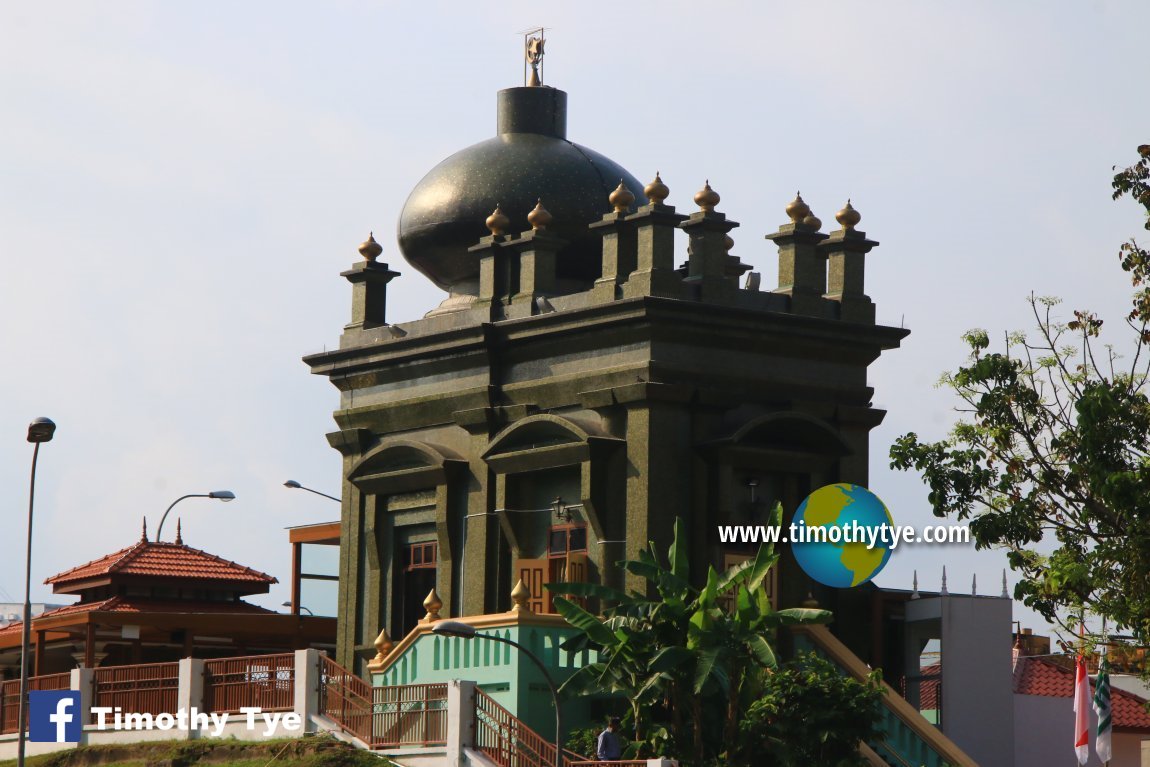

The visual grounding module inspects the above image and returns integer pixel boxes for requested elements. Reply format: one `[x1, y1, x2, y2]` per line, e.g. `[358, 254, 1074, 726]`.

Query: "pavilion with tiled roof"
[0, 521, 334, 676]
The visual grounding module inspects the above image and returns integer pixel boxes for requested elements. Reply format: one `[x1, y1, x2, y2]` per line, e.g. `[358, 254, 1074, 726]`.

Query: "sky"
[2, 2, 1147, 639]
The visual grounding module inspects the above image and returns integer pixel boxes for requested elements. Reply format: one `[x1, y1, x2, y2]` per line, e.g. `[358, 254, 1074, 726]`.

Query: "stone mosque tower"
[305, 51, 908, 673]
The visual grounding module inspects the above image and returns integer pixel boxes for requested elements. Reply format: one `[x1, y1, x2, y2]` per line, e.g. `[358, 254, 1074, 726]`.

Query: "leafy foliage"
[548, 509, 833, 764]
[738, 652, 884, 767]
[890, 147, 1150, 646]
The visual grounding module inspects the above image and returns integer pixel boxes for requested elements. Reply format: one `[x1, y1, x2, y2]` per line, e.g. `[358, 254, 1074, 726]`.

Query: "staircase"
[792, 625, 979, 767]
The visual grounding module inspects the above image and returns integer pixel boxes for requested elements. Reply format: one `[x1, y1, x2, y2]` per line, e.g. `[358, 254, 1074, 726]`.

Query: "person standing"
[596, 717, 623, 762]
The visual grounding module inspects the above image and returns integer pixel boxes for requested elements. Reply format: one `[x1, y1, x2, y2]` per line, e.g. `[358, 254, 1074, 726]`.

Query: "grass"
[0, 736, 394, 767]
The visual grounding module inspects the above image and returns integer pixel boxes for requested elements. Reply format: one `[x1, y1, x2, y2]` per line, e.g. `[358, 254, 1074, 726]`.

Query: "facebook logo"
[29, 691, 82, 743]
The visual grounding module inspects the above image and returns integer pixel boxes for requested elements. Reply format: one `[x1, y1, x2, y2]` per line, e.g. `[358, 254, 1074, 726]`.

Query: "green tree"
[889, 147, 1150, 645]
[548, 509, 832, 764]
[739, 652, 884, 767]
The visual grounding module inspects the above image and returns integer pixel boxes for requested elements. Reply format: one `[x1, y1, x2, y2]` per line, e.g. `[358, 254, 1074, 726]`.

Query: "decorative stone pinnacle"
[785, 191, 811, 223]
[609, 180, 635, 213]
[373, 628, 394, 659]
[358, 232, 383, 262]
[422, 587, 443, 621]
[175, 518, 183, 545]
[511, 578, 532, 613]
[486, 205, 510, 236]
[835, 199, 861, 231]
[802, 211, 823, 230]
[644, 172, 669, 205]
[527, 199, 553, 230]
[141, 517, 148, 543]
[694, 180, 720, 212]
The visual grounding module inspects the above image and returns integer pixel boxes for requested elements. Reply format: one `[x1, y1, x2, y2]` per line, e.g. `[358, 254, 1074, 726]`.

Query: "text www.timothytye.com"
[717, 521, 970, 550]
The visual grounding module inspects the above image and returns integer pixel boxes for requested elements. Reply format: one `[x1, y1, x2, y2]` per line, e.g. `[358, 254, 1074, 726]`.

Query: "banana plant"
[549, 505, 832, 763]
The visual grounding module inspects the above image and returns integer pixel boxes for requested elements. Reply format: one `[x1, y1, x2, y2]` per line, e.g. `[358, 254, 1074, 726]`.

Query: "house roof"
[1014, 656, 1150, 729]
[45, 538, 277, 592]
[0, 596, 277, 642]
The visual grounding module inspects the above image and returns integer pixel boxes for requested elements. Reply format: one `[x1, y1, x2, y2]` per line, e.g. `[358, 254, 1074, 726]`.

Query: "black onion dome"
[397, 87, 645, 293]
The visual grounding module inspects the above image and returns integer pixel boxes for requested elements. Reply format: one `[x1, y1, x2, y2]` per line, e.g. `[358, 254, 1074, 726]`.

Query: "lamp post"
[432, 620, 564, 767]
[155, 491, 235, 541]
[283, 480, 340, 503]
[17, 417, 56, 767]
[282, 601, 314, 615]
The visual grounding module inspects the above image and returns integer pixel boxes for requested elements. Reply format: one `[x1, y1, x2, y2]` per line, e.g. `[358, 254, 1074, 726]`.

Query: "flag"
[1073, 651, 1090, 765]
[1093, 654, 1112, 763]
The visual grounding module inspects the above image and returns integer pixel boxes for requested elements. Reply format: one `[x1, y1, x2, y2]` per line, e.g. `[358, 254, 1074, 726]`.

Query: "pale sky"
[2, 2, 1147, 638]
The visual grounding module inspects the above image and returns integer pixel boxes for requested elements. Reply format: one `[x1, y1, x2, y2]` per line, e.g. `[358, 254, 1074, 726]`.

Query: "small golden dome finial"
[644, 172, 669, 205]
[373, 628, 394, 659]
[358, 232, 383, 262]
[694, 180, 720, 212]
[527, 199, 553, 230]
[511, 579, 533, 613]
[486, 205, 510, 236]
[422, 588, 443, 622]
[836, 199, 861, 231]
[802, 210, 823, 230]
[609, 180, 635, 214]
[785, 191, 811, 224]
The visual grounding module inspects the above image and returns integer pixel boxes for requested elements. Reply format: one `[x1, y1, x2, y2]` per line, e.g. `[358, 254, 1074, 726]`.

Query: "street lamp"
[282, 601, 314, 615]
[283, 480, 340, 503]
[156, 491, 235, 541]
[17, 417, 56, 767]
[432, 620, 565, 767]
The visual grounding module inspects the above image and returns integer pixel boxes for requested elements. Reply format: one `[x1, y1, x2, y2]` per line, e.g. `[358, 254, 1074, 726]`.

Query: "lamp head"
[431, 620, 477, 639]
[209, 490, 236, 502]
[284, 480, 302, 489]
[27, 417, 56, 443]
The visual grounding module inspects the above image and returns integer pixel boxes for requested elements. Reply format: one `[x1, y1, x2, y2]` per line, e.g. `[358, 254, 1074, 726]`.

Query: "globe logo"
[791, 484, 894, 588]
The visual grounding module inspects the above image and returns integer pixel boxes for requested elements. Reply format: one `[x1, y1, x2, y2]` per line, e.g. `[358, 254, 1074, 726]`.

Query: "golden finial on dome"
[694, 180, 720, 212]
[358, 232, 383, 262]
[511, 578, 533, 613]
[422, 587, 443, 622]
[785, 192, 811, 223]
[527, 199, 553, 230]
[802, 212, 822, 231]
[644, 172, 669, 205]
[835, 199, 861, 231]
[486, 205, 510, 236]
[724, 234, 735, 252]
[609, 180, 635, 214]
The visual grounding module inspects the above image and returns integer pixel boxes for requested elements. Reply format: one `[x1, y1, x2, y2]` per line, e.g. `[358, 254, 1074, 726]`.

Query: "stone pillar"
[590, 182, 639, 303]
[445, 680, 477, 767]
[679, 181, 738, 303]
[819, 201, 877, 324]
[766, 193, 829, 317]
[623, 174, 686, 300]
[505, 201, 565, 319]
[471, 206, 514, 320]
[70, 667, 94, 739]
[342, 234, 400, 330]
[293, 649, 321, 733]
[177, 658, 205, 740]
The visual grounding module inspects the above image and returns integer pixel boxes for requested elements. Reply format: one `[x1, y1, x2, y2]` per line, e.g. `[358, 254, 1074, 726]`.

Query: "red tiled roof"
[46, 540, 277, 588]
[1014, 656, 1150, 729]
[0, 596, 277, 640]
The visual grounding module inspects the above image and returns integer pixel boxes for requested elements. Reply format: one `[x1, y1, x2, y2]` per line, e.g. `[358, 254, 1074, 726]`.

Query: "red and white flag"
[1073, 651, 1090, 765]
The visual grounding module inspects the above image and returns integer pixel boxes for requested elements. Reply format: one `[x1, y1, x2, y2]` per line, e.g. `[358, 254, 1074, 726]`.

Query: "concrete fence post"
[446, 679, 476, 767]
[70, 668, 94, 744]
[178, 658, 205, 740]
[294, 649, 321, 731]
